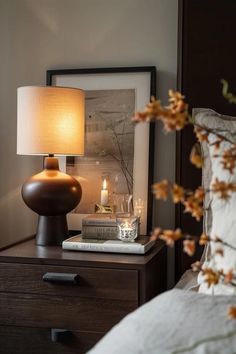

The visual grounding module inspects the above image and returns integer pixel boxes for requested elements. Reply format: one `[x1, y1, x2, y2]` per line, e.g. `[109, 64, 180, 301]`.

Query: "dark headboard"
[176, 0, 236, 280]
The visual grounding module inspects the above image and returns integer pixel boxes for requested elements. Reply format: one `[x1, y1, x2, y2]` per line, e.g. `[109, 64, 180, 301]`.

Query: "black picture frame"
[46, 66, 156, 234]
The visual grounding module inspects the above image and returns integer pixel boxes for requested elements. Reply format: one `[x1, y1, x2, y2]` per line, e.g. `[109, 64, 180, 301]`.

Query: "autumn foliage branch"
[133, 82, 236, 318]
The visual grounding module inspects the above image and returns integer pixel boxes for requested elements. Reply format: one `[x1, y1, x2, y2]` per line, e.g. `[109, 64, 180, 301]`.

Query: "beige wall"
[0, 0, 178, 282]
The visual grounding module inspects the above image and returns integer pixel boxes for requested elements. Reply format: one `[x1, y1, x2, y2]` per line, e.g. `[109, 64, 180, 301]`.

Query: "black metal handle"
[43, 272, 79, 284]
[51, 328, 71, 343]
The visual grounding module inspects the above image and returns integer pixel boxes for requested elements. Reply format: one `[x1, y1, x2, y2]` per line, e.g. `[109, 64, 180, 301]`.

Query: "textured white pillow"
[194, 108, 236, 236]
[195, 109, 236, 294]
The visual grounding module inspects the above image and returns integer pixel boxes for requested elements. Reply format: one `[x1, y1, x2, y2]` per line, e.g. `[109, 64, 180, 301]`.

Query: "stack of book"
[62, 213, 155, 255]
[82, 214, 118, 240]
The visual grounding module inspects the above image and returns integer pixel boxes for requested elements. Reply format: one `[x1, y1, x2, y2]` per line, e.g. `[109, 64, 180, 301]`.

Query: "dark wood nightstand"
[0, 238, 166, 354]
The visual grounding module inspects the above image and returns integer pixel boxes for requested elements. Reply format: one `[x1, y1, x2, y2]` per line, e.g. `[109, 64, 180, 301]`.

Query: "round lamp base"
[22, 157, 82, 247]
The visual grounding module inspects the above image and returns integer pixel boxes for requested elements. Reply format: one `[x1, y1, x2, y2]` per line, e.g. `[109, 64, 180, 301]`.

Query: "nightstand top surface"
[0, 238, 165, 269]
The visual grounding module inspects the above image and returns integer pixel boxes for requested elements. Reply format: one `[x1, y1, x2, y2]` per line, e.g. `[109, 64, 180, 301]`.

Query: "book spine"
[82, 220, 116, 226]
[82, 234, 118, 240]
[82, 226, 118, 239]
[62, 242, 144, 254]
[82, 235, 118, 240]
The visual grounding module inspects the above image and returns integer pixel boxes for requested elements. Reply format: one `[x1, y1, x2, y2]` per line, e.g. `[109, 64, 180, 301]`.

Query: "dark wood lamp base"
[36, 215, 68, 246]
[21, 156, 82, 246]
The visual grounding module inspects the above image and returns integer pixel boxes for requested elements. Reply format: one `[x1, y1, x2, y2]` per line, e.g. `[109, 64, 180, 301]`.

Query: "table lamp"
[17, 86, 85, 246]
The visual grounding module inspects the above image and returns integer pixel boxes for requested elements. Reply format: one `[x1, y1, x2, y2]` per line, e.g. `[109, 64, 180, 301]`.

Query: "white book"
[62, 235, 155, 255]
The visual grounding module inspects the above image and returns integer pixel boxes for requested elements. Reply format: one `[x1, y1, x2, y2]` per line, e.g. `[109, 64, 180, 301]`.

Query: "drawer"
[0, 292, 137, 332]
[0, 325, 104, 354]
[0, 262, 138, 301]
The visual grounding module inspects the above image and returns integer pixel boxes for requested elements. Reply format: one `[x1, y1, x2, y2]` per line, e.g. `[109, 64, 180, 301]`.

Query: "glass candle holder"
[116, 214, 139, 242]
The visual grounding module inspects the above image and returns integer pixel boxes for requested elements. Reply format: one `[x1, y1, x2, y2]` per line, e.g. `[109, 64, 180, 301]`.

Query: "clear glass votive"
[116, 214, 139, 242]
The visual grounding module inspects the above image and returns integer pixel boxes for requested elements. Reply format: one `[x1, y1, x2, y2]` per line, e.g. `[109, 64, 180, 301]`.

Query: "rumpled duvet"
[88, 289, 236, 354]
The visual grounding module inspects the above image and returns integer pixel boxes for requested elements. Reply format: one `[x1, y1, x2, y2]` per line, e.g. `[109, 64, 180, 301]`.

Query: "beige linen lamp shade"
[17, 85, 85, 246]
[17, 86, 85, 156]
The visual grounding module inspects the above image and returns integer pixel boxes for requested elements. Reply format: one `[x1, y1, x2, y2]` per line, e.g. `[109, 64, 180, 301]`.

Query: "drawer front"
[0, 262, 138, 301]
[0, 292, 137, 332]
[0, 325, 104, 354]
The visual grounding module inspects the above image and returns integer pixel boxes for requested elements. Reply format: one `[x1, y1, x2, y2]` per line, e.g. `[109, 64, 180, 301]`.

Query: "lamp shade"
[17, 86, 85, 156]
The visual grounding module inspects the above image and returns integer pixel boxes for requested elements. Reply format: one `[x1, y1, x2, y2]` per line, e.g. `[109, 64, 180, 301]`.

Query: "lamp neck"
[44, 156, 59, 170]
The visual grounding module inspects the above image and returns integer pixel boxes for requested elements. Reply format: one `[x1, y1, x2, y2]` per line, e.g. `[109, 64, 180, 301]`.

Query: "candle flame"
[102, 178, 107, 190]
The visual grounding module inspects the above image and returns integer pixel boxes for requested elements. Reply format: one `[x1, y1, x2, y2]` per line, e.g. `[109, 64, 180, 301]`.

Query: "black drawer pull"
[51, 328, 71, 343]
[43, 272, 79, 284]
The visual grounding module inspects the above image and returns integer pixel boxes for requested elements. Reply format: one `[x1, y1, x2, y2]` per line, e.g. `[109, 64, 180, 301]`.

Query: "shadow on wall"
[152, 70, 177, 290]
[152, 70, 177, 230]
[0, 154, 41, 249]
[0, 185, 38, 248]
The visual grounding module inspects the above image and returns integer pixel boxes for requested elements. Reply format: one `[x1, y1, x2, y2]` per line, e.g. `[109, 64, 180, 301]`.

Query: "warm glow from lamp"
[17, 86, 85, 156]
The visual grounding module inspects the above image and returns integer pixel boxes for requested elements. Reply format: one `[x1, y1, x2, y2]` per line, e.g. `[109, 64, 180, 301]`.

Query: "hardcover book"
[62, 235, 155, 254]
[82, 225, 118, 240]
[82, 214, 117, 226]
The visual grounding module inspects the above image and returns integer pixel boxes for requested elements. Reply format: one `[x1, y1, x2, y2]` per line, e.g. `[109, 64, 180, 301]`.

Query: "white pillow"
[194, 108, 236, 294]
[194, 108, 236, 236]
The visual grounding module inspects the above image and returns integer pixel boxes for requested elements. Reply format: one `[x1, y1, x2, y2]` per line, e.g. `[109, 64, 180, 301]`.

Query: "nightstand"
[0, 237, 166, 354]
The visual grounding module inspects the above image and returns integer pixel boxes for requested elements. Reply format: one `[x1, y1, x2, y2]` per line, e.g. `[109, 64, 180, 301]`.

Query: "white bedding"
[88, 289, 236, 354]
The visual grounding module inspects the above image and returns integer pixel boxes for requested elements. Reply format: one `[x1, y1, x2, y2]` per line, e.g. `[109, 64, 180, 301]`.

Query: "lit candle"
[124, 222, 132, 231]
[101, 178, 109, 206]
[120, 221, 135, 242]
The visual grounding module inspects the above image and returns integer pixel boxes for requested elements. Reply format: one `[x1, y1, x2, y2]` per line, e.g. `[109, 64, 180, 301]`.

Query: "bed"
[87, 106, 236, 353]
[88, 289, 236, 354]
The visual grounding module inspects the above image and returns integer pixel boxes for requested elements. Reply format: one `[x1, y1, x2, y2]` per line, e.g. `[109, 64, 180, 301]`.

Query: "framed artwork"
[46, 67, 156, 235]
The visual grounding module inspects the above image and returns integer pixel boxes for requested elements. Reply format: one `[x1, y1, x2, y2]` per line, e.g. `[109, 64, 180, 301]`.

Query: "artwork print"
[47, 66, 156, 234]
[66, 89, 135, 214]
